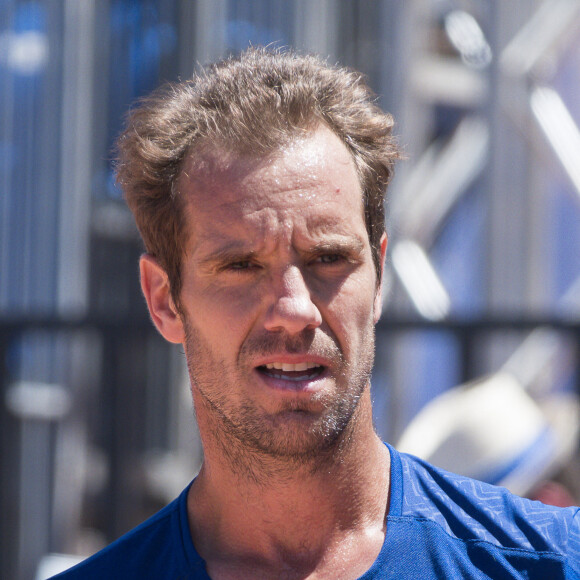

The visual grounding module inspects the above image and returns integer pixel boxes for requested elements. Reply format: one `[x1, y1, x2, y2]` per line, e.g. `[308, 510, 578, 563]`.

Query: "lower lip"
[253, 367, 328, 393]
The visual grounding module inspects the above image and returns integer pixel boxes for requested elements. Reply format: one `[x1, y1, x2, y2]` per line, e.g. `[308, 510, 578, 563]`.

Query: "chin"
[241, 406, 357, 461]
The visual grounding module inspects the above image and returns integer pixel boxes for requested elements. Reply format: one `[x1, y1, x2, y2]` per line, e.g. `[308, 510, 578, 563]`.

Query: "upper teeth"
[265, 362, 320, 372]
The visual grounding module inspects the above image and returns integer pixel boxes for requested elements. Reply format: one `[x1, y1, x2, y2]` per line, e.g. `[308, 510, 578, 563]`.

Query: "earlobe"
[373, 232, 388, 324]
[140, 254, 185, 344]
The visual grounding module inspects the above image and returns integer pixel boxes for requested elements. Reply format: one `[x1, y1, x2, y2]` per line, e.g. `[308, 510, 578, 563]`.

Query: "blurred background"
[1, 0, 580, 578]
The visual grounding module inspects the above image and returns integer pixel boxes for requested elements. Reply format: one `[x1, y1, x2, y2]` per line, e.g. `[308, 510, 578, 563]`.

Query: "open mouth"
[257, 362, 325, 382]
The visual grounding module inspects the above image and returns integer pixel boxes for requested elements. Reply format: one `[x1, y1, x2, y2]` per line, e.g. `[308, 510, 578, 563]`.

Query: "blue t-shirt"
[52, 444, 580, 579]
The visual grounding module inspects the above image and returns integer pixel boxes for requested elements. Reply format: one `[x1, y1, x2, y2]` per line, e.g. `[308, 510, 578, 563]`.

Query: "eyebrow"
[196, 241, 258, 267]
[306, 236, 366, 255]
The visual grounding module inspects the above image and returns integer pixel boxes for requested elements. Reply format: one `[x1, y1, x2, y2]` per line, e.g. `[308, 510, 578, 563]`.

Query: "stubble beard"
[183, 318, 376, 477]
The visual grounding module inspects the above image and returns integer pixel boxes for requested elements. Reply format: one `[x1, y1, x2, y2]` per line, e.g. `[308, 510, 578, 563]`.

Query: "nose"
[263, 265, 322, 334]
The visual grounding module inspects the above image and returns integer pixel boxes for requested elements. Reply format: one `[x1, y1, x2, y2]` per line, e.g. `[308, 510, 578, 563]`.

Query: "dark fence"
[0, 316, 169, 580]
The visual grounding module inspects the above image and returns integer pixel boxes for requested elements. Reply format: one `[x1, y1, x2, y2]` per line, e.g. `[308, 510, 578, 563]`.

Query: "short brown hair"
[116, 47, 399, 308]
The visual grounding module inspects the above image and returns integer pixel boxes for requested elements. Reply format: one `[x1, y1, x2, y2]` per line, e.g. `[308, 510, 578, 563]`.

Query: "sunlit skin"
[140, 126, 391, 579]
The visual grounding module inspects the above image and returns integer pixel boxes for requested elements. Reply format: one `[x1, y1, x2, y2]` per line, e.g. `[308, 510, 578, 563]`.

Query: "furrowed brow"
[309, 236, 366, 255]
[197, 243, 257, 268]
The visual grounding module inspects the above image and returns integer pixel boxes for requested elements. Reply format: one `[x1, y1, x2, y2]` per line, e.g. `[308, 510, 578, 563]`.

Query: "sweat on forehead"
[177, 125, 361, 199]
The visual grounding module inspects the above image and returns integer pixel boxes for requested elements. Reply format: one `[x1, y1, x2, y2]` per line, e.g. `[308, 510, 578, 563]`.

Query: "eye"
[315, 254, 344, 264]
[229, 260, 252, 270]
[222, 259, 261, 274]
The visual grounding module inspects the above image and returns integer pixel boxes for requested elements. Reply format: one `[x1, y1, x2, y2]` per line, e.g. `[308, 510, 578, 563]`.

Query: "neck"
[187, 389, 391, 576]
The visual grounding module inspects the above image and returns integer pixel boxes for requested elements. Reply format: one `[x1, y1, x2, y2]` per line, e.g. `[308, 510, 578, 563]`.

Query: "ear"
[140, 254, 185, 344]
[373, 232, 388, 324]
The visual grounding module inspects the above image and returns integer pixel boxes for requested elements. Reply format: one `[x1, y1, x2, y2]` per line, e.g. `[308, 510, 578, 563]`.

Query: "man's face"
[175, 126, 385, 461]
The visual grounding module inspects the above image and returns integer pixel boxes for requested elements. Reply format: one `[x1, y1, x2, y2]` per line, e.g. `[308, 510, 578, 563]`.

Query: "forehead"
[177, 126, 365, 244]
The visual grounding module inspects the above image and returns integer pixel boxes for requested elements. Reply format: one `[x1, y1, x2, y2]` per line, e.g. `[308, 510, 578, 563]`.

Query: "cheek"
[184, 283, 263, 342]
[324, 280, 376, 352]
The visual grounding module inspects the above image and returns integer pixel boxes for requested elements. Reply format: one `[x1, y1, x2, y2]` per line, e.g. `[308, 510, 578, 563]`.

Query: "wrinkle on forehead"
[188, 205, 362, 263]
[177, 125, 366, 259]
